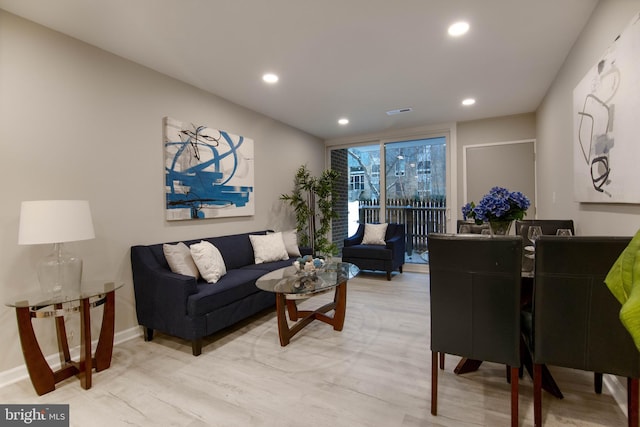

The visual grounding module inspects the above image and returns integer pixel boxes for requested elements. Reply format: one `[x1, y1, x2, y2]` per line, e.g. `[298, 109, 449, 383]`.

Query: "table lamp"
[18, 200, 95, 296]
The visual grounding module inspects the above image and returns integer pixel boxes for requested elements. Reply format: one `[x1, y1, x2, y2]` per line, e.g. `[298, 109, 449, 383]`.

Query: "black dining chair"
[516, 220, 575, 274]
[456, 219, 490, 234]
[428, 233, 523, 427]
[515, 219, 575, 239]
[531, 235, 640, 427]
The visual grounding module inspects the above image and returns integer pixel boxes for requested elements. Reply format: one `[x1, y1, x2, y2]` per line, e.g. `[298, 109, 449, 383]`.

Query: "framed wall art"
[164, 116, 254, 220]
[573, 12, 640, 203]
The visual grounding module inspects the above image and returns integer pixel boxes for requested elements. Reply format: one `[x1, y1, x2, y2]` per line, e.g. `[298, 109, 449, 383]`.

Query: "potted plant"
[281, 165, 340, 256]
[461, 186, 530, 235]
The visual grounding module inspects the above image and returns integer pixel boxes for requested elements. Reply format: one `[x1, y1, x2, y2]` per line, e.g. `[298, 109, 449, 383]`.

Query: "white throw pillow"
[250, 232, 290, 264]
[280, 229, 301, 257]
[163, 242, 200, 279]
[189, 241, 227, 283]
[362, 223, 388, 245]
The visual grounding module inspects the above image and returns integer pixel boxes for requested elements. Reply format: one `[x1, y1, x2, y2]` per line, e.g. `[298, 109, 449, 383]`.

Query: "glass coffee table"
[256, 262, 359, 346]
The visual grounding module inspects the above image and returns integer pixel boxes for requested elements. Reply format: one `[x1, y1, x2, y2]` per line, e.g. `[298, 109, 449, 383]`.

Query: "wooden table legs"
[15, 306, 57, 396]
[275, 282, 347, 346]
[14, 290, 117, 395]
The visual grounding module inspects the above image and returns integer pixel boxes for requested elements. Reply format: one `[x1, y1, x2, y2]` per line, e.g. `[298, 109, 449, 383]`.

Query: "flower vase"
[489, 220, 513, 236]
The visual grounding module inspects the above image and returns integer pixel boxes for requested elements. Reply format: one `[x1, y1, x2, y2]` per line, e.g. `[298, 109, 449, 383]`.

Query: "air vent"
[386, 107, 413, 116]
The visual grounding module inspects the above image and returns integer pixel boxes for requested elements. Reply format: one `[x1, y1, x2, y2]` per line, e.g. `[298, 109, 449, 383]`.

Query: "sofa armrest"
[299, 246, 313, 256]
[131, 246, 198, 329]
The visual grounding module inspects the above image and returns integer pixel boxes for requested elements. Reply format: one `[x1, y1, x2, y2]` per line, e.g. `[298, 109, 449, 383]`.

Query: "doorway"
[463, 139, 536, 220]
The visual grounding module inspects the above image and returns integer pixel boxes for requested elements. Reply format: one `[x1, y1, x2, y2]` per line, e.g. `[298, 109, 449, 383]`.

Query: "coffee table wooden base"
[275, 282, 347, 346]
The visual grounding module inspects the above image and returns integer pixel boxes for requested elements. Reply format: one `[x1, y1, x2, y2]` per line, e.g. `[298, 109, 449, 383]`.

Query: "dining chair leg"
[594, 372, 603, 394]
[628, 377, 638, 427]
[431, 351, 438, 415]
[505, 365, 524, 382]
[534, 363, 542, 427]
[439, 353, 445, 370]
[510, 366, 519, 427]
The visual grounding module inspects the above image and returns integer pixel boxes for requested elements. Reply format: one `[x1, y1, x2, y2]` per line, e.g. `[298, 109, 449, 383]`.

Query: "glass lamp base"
[37, 243, 83, 297]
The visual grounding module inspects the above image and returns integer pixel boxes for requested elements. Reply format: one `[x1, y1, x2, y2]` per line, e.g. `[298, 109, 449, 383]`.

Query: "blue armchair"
[342, 223, 405, 280]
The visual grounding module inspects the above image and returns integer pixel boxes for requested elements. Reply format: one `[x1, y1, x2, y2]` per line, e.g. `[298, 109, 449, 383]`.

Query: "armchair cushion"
[362, 223, 388, 245]
[343, 244, 393, 260]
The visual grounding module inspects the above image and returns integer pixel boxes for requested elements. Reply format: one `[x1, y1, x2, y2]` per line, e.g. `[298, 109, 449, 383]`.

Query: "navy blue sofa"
[131, 230, 303, 356]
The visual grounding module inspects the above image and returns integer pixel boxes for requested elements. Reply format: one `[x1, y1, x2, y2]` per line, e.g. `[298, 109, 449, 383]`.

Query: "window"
[350, 173, 365, 191]
[417, 160, 431, 175]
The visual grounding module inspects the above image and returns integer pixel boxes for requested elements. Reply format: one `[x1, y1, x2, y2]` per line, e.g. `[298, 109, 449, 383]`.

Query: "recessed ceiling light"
[262, 73, 279, 84]
[338, 118, 349, 125]
[462, 98, 476, 106]
[448, 21, 470, 37]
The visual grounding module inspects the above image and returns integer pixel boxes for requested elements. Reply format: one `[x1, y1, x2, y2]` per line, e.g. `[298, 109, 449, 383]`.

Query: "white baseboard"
[0, 326, 142, 389]
[604, 373, 628, 415]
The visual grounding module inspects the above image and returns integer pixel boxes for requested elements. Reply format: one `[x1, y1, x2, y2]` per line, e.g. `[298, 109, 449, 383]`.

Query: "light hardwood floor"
[0, 272, 630, 426]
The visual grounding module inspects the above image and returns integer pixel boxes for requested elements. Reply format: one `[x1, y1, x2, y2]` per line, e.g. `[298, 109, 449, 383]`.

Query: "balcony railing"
[357, 198, 447, 255]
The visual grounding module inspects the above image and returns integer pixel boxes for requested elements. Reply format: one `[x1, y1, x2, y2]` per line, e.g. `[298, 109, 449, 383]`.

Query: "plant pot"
[489, 220, 513, 236]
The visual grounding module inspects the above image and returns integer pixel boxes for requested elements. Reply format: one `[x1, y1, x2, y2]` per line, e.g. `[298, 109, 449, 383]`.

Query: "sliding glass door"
[330, 135, 447, 265]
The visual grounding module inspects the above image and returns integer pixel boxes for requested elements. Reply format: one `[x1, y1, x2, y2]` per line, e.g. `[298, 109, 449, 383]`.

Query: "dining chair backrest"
[429, 233, 523, 366]
[515, 219, 575, 239]
[456, 220, 489, 234]
[533, 235, 640, 377]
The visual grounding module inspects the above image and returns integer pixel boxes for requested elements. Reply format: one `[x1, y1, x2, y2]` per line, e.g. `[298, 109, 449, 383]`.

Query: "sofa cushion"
[208, 232, 267, 270]
[249, 232, 289, 264]
[187, 269, 267, 316]
[243, 258, 295, 272]
[271, 229, 301, 257]
[163, 242, 200, 279]
[342, 244, 392, 260]
[190, 241, 227, 283]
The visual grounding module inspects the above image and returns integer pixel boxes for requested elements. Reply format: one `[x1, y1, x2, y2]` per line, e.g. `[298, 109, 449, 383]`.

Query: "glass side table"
[5, 281, 123, 395]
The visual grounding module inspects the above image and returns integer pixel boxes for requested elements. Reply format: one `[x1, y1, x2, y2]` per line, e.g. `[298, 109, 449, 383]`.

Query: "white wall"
[537, 0, 640, 235]
[0, 11, 324, 373]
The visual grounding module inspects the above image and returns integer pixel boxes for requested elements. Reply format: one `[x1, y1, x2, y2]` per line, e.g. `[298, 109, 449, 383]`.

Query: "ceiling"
[0, 0, 599, 140]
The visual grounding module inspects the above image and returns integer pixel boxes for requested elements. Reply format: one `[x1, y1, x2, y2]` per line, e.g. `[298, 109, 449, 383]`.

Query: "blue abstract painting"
[164, 116, 254, 220]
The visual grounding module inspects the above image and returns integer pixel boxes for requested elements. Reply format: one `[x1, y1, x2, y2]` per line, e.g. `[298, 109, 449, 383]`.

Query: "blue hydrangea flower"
[461, 202, 475, 220]
[462, 186, 530, 222]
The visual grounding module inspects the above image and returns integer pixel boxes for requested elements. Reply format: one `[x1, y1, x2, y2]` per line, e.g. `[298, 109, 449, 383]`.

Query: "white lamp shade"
[19, 200, 96, 245]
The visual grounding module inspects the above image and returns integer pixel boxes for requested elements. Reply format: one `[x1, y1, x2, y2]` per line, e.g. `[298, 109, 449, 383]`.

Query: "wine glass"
[458, 224, 471, 234]
[527, 226, 543, 246]
[556, 228, 573, 236]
